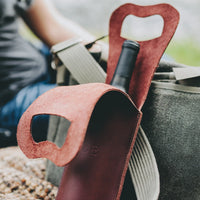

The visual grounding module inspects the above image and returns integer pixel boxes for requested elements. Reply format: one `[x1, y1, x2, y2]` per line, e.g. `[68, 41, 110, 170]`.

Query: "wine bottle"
[110, 40, 140, 93]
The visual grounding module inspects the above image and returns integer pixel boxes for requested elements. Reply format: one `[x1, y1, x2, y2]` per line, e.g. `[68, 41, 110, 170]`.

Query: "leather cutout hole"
[121, 15, 164, 41]
[31, 114, 71, 148]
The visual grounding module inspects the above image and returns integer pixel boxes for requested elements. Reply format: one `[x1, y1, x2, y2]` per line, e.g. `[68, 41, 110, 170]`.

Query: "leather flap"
[17, 83, 141, 167]
[106, 3, 180, 110]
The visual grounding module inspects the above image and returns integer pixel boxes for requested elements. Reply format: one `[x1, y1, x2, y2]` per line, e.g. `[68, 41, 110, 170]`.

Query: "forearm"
[24, 0, 95, 47]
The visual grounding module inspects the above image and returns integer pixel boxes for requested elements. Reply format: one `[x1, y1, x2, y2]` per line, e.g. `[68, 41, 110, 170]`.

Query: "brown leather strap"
[17, 83, 141, 167]
[106, 3, 179, 110]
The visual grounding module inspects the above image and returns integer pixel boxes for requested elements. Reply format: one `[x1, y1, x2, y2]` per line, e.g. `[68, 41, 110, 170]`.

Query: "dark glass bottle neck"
[110, 40, 140, 93]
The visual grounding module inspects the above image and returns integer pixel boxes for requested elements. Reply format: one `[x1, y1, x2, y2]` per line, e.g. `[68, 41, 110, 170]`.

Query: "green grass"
[165, 39, 200, 66]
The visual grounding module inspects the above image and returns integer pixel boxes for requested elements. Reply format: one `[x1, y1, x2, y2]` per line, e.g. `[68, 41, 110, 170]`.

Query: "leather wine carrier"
[17, 3, 179, 200]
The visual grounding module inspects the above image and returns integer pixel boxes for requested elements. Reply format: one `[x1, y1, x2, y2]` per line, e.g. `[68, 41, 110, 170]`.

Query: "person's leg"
[0, 81, 56, 147]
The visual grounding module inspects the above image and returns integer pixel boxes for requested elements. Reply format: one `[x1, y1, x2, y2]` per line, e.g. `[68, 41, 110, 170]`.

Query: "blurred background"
[22, 0, 200, 66]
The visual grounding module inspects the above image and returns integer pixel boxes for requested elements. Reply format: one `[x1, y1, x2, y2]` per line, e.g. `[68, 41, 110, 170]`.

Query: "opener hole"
[31, 114, 70, 148]
[121, 15, 164, 41]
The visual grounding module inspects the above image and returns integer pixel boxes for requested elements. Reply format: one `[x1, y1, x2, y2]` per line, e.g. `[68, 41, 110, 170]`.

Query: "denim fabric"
[0, 81, 55, 145]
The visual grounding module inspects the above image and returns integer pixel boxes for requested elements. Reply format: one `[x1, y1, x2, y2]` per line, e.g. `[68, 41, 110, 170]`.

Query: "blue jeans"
[0, 81, 56, 145]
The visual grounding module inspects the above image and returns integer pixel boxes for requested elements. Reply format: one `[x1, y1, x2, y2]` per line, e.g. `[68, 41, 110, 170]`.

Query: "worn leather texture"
[56, 87, 141, 200]
[17, 83, 142, 200]
[106, 3, 179, 110]
[17, 3, 179, 200]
